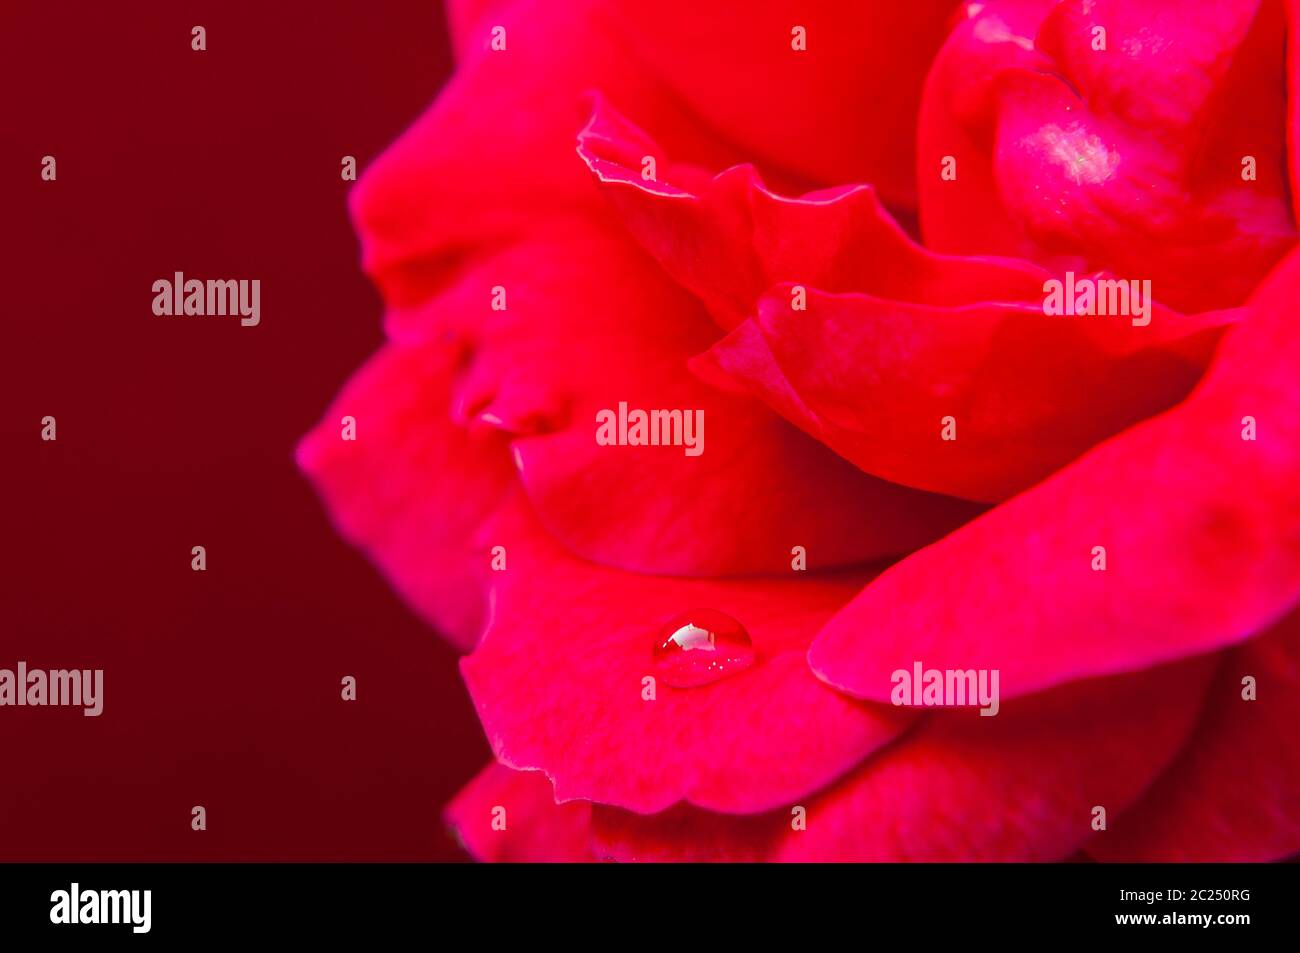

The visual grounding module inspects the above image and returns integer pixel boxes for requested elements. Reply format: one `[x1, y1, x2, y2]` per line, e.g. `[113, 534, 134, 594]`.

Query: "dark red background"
[1, 1, 489, 860]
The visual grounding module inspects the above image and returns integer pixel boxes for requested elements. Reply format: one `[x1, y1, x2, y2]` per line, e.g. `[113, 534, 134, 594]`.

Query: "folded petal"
[585, 0, 964, 206]
[353, 0, 743, 307]
[578, 97, 1050, 331]
[917, 0, 1058, 260]
[809, 245, 1300, 704]
[460, 494, 911, 815]
[581, 97, 1239, 502]
[698, 285, 1233, 502]
[445, 761, 593, 862]
[1092, 606, 1300, 861]
[593, 659, 1213, 860]
[365, 0, 967, 309]
[296, 340, 516, 650]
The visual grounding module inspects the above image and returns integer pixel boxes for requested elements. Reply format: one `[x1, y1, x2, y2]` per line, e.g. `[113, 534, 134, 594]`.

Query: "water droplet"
[653, 609, 755, 689]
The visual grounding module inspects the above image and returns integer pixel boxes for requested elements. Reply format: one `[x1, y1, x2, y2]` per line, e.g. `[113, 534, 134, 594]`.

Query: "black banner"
[0, 862, 1289, 941]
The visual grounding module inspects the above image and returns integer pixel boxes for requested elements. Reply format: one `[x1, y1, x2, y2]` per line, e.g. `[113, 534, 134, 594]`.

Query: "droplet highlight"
[652, 608, 755, 689]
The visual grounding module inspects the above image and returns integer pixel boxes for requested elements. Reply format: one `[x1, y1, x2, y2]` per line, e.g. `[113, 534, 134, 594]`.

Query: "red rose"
[299, 0, 1300, 861]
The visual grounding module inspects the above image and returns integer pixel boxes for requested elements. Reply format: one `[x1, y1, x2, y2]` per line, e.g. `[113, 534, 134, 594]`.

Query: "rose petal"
[593, 659, 1213, 861]
[352, 0, 745, 309]
[577, 96, 1051, 332]
[579, 97, 1239, 502]
[460, 493, 911, 814]
[919, 0, 1295, 309]
[445, 761, 593, 862]
[1091, 606, 1300, 861]
[296, 340, 516, 650]
[592, 802, 777, 863]
[445, 1, 505, 58]
[1293, 0, 1300, 225]
[809, 244, 1300, 703]
[917, 0, 1058, 260]
[365, 0, 969, 310]
[588, 0, 965, 206]
[699, 284, 1233, 502]
[389, 225, 979, 576]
